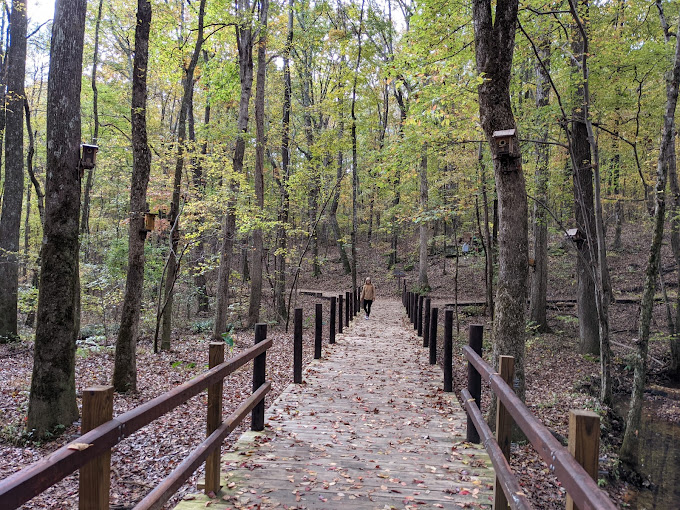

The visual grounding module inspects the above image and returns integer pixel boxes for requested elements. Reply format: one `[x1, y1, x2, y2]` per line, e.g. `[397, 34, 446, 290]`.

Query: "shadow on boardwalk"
[177, 300, 494, 509]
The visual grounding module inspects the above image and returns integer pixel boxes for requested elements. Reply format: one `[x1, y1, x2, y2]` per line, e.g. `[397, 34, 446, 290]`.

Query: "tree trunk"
[80, 0, 103, 243]
[529, 36, 550, 333]
[274, 0, 293, 321]
[213, 0, 254, 340]
[113, 0, 151, 393]
[621, 13, 680, 466]
[570, 7, 599, 355]
[247, 0, 269, 326]
[349, 0, 365, 293]
[418, 145, 429, 290]
[0, 0, 27, 342]
[27, 0, 87, 437]
[478, 144, 494, 321]
[472, 0, 528, 408]
[160, 0, 206, 350]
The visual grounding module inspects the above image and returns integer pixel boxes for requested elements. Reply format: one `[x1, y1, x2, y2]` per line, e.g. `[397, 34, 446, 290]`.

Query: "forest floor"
[1, 220, 679, 509]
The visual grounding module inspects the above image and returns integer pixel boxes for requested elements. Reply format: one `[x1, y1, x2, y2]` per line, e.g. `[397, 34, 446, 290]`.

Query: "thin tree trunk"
[621, 12, 680, 466]
[27, 0, 87, 437]
[418, 145, 429, 289]
[214, 0, 254, 340]
[0, 0, 27, 342]
[80, 0, 103, 243]
[113, 0, 151, 393]
[161, 0, 206, 350]
[247, 0, 269, 326]
[478, 143, 494, 320]
[529, 36, 550, 332]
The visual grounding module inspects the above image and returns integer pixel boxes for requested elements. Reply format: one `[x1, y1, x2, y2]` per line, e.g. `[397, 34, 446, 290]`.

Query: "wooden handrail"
[463, 345, 617, 510]
[0, 338, 273, 509]
[461, 388, 533, 510]
[134, 382, 271, 510]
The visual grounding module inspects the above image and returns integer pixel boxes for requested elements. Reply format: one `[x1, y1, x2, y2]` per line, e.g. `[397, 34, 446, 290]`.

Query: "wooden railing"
[402, 290, 617, 510]
[0, 326, 273, 510]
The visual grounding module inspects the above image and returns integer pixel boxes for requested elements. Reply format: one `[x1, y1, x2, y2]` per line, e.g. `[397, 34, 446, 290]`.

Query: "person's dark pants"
[363, 299, 373, 317]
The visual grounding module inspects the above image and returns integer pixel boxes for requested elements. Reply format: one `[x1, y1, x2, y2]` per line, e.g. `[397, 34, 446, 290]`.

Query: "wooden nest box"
[144, 212, 156, 232]
[492, 129, 520, 173]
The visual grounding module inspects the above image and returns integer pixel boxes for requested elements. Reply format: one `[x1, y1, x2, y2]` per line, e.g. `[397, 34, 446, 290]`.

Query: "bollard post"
[294, 308, 303, 383]
[330, 297, 337, 344]
[429, 307, 438, 365]
[80, 386, 114, 510]
[406, 292, 411, 318]
[423, 298, 431, 348]
[494, 355, 514, 510]
[205, 343, 226, 493]
[315, 303, 323, 359]
[355, 289, 360, 317]
[338, 295, 343, 334]
[345, 291, 350, 327]
[417, 295, 424, 336]
[444, 309, 453, 392]
[566, 410, 601, 510]
[252, 324, 267, 431]
[467, 324, 484, 443]
[413, 294, 419, 331]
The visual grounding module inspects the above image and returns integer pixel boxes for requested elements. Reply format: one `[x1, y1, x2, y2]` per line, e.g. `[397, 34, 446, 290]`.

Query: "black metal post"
[444, 309, 453, 392]
[345, 291, 350, 327]
[315, 303, 322, 359]
[338, 295, 343, 333]
[294, 308, 303, 383]
[330, 297, 336, 344]
[467, 324, 483, 443]
[252, 323, 267, 431]
[423, 298, 431, 348]
[429, 307, 438, 365]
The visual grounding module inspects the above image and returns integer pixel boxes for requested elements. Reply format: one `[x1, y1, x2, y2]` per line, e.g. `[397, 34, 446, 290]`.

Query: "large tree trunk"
[418, 145, 429, 289]
[0, 0, 27, 342]
[529, 37, 550, 333]
[160, 0, 206, 350]
[247, 0, 269, 326]
[621, 12, 680, 466]
[213, 0, 254, 340]
[113, 0, 151, 393]
[571, 8, 599, 354]
[27, 0, 87, 437]
[472, 0, 528, 407]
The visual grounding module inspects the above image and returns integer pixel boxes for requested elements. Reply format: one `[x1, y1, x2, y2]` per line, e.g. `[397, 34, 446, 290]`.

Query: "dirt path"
[177, 299, 494, 509]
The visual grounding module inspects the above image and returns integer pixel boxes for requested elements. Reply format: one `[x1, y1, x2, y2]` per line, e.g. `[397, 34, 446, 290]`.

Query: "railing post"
[406, 292, 411, 319]
[494, 355, 514, 510]
[417, 295, 424, 336]
[355, 289, 359, 317]
[413, 294, 419, 331]
[294, 308, 303, 383]
[345, 291, 350, 327]
[467, 324, 483, 443]
[444, 309, 453, 392]
[205, 343, 226, 494]
[315, 303, 323, 359]
[79, 385, 114, 510]
[330, 296, 337, 344]
[252, 324, 267, 431]
[429, 307, 438, 365]
[338, 295, 343, 333]
[566, 410, 601, 510]
[423, 298, 431, 347]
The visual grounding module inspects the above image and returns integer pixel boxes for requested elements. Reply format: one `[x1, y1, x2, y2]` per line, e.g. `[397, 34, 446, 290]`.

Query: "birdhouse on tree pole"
[80, 144, 99, 169]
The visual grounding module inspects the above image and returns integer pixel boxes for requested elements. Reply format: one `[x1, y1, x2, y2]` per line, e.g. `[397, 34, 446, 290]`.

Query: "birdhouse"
[80, 144, 99, 169]
[566, 228, 585, 245]
[528, 258, 536, 270]
[492, 129, 518, 158]
[144, 212, 156, 232]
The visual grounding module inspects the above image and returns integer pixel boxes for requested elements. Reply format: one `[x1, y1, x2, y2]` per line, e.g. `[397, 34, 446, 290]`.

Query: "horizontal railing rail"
[0, 337, 273, 510]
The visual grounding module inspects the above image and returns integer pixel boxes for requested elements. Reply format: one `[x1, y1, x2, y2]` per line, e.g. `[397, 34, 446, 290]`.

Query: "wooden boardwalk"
[177, 300, 494, 509]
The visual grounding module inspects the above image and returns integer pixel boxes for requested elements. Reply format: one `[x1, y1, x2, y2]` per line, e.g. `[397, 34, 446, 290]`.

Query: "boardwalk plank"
[177, 300, 494, 509]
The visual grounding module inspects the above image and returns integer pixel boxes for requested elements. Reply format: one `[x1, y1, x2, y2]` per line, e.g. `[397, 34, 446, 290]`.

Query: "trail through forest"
[177, 299, 495, 509]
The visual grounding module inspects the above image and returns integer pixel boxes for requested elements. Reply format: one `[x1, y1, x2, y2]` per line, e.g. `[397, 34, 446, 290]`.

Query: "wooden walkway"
[177, 300, 494, 509]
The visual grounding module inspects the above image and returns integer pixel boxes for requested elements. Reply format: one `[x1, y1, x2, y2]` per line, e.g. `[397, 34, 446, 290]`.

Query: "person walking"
[361, 277, 376, 319]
